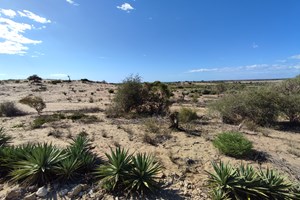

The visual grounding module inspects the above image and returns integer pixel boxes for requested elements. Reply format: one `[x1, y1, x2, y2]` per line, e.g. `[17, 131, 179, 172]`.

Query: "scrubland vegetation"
[0, 75, 300, 199]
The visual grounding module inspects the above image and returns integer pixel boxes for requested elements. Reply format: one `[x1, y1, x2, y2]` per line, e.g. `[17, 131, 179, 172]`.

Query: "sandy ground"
[0, 80, 300, 199]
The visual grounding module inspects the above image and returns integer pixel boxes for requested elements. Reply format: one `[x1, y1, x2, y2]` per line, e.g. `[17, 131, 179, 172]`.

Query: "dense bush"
[211, 76, 300, 126]
[20, 95, 46, 114]
[178, 107, 198, 123]
[213, 132, 253, 158]
[0, 102, 25, 117]
[207, 161, 299, 199]
[107, 75, 171, 117]
[210, 87, 279, 126]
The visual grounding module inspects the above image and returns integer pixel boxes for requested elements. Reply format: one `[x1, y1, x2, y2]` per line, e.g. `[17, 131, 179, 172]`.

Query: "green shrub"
[213, 132, 253, 158]
[20, 95, 46, 114]
[178, 107, 198, 123]
[126, 153, 162, 193]
[27, 74, 42, 82]
[207, 161, 298, 200]
[31, 113, 65, 129]
[10, 143, 66, 186]
[210, 88, 279, 126]
[107, 75, 171, 117]
[95, 147, 132, 191]
[95, 147, 162, 194]
[0, 102, 25, 117]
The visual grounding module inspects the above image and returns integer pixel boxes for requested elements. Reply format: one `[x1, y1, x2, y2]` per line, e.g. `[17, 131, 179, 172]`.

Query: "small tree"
[19, 96, 46, 115]
[27, 74, 42, 83]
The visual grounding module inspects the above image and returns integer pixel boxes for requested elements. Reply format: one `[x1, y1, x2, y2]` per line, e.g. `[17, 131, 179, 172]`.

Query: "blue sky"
[0, 0, 300, 82]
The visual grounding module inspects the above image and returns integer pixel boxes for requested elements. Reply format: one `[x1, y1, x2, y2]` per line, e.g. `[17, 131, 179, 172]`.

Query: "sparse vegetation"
[0, 127, 12, 147]
[20, 95, 46, 114]
[213, 131, 253, 158]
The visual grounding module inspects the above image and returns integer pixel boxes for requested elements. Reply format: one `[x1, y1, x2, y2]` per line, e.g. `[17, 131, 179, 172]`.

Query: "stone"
[36, 186, 48, 197]
[58, 189, 69, 197]
[24, 193, 36, 200]
[81, 184, 89, 191]
[68, 184, 82, 198]
[5, 188, 23, 200]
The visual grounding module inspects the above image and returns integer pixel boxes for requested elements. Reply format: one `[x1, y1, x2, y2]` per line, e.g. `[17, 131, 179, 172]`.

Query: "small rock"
[6, 188, 23, 200]
[36, 186, 48, 197]
[24, 193, 36, 200]
[58, 189, 69, 197]
[81, 184, 89, 191]
[27, 185, 38, 193]
[68, 184, 82, 198]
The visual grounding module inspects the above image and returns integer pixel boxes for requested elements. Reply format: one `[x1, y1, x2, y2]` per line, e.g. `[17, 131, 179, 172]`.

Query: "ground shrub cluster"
[211, 76, 300, 126]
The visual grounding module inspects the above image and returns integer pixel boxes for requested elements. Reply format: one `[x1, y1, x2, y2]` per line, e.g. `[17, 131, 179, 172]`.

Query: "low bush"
[207, 161, 299, 199]
[20, 95, 46, 114]
[213, 131, 253, 158]
[210, 87, 279, 126]
[178, 107, 198, 123]
[0, 102, 25, 117]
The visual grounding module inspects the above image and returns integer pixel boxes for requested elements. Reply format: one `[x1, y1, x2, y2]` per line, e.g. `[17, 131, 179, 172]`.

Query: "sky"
[0, 0, 300, 82]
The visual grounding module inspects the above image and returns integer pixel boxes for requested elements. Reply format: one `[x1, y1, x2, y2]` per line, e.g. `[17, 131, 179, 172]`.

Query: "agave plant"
[53, 156, 82, 181]
[10, 143, 66, 185]
[207, 161, 298, 200]
[126, 153, 162, 194]
[0, 127, 12, 147]
[67, 134, 96, 171]
[95, 147, 132, 191]
[257, 168, 294, 199]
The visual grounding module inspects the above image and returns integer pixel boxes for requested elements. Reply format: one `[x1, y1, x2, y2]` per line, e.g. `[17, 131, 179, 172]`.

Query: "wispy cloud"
[66, 0, 79, 6]
[117, 3, 134, 12]
[0, 9, 17, 18]
[290, 54, 300, 59]
[252, 42, 259, 49]
[188, 64, 300, 74]
[0, 9, 50, 55]
[18, 10, 51, 24]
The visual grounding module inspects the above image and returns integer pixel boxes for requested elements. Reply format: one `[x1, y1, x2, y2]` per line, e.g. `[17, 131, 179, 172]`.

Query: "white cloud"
[290, 54, 300, 59]
[0, 9, 17, 18]
[188, 64, 299, 74]
[0, 40, 28, 55]
[117, 3, 134, 12]
[66, 0, 79, 6]
[18, 10, 51, 24]
[0, 9, 49, 55]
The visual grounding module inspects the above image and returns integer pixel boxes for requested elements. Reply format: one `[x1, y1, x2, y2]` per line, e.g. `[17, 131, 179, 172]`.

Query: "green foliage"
[207, 161, 298, 200]
[213, 132, 253, 158]
[0, 102, 25, 117]
[108, 75, 171, 117]
[31, 113, 65, 129]
[27, 74, 42, 82]
[10, 143, 66, 186]
[20, 95, 46, 114]
[95, 147, 132, 191]
[210, 87, 279, 126]
[95, 147, 162, 194]
[0, 128, 12, 147]
[178, 107, 198, 123]
[126, 153, 162, 194]
[67, 112, 98, 123]
[274, 77, 300, 123]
